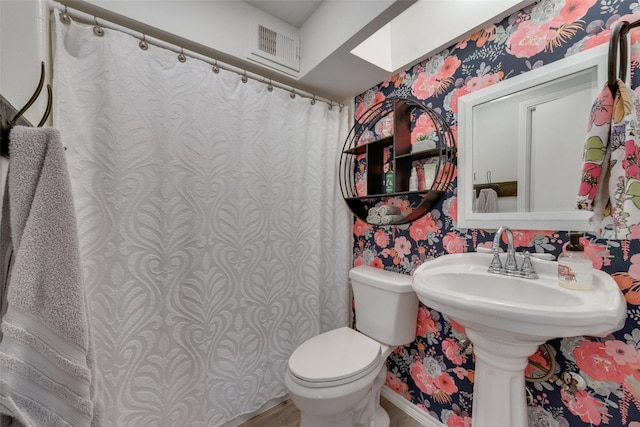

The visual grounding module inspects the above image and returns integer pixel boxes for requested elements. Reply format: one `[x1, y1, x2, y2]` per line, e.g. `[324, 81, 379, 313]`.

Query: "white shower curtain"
[52, 17, 351, 427]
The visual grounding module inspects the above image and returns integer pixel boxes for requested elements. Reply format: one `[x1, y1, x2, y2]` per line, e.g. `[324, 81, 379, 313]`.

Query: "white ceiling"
[79, 0, 535, 102]
[244, 0, 323, 28]
[241, 0, 535, 99]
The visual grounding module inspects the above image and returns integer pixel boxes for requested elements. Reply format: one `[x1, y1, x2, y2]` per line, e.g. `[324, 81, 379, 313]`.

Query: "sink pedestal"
[410, 252, 627, 427]
[466, 329, 541, 427]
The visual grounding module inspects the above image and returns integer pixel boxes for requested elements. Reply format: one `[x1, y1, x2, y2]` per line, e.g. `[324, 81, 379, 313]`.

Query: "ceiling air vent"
[248, 21, 300, 76]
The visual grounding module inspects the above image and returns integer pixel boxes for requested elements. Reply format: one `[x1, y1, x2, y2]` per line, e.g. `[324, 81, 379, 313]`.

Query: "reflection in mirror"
[458, 44, 609, 231]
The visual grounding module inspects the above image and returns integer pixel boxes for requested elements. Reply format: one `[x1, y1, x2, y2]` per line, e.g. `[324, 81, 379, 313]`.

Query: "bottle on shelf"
[384, 163, 394, 194]
[409, 167, 419, 191]
[417, 164, 426, 191]
[424, 159, 437, 189]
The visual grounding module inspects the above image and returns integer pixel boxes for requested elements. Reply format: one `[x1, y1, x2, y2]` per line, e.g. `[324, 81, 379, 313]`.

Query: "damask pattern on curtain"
[52, 16, 351, 427]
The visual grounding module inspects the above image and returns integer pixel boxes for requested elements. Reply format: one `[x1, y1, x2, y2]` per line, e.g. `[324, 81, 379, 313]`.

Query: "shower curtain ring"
[241, 71, 248, 83]
[139, 34, 149, 50]
[290, 88, 296, 99]
[310, 95, 316, 105]
[267, 80, 274, 92]
[93, 17, 104, 37]
[59, 5, 70, 24]
[328, 102, 333, 110]
[178, 48, 187, 63]
[212, 61, 220, 74]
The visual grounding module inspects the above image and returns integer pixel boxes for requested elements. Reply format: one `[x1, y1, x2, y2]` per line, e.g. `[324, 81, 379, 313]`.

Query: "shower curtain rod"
[47, 0, 344, 111]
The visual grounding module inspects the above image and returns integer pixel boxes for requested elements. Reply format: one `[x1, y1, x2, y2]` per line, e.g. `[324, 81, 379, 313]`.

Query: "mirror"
[457, 43, 609, 231]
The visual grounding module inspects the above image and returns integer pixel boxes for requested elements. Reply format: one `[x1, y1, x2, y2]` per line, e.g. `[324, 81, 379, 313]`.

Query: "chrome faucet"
[488, 226, 538, 279]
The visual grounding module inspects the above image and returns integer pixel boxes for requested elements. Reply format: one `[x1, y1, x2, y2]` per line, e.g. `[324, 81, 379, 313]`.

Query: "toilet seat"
[288, 327, 381, 388]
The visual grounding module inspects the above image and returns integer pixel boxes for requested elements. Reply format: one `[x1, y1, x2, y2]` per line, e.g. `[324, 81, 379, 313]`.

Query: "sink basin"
[412, 252, 626, 427]
[413, 252, 625, 341]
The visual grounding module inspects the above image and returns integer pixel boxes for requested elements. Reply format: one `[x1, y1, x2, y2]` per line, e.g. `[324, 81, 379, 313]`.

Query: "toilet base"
[356, 406, 389, 427]
[293, 364, 389, 427]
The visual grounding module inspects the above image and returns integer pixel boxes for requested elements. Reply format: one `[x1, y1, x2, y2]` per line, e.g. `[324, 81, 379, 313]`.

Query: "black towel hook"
[9, 62, 52, 128]
[0, 61, 53, 158]
[608, 21, 628, 94]
[607, 18, 640, 95]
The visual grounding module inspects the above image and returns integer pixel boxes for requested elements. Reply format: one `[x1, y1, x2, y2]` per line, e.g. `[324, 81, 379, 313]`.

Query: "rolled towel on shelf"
[368, 207, 380, 217]
[380, 214, 405, 225]
[366, 214, 382, 225]
[377, 205, 401, 216]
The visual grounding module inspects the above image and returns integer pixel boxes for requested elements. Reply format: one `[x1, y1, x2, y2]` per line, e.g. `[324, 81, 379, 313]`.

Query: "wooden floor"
[240, 396, 422, 427]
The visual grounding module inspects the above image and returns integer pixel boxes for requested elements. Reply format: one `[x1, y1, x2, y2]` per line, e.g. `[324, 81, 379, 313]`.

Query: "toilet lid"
[288, 327, 381, 384]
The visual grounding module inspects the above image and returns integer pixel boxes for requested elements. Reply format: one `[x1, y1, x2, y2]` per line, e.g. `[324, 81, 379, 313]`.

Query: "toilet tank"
[349, 266, 419, 347]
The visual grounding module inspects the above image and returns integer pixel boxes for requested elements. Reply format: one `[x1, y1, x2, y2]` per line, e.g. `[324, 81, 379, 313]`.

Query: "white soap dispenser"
[558, 233, 593, 290]
[409, 167, 419, 191]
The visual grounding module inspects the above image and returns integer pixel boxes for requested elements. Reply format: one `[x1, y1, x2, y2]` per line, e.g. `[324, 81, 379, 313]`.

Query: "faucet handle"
[488, 249, 503, 273]
[520, 251, 538, 279]
[503, 249, 518, 272]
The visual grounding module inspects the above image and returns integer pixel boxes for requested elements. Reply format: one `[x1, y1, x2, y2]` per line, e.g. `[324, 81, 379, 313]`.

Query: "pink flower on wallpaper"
[353, 256, 364, 267]
[370, 257, 384, 269]
[374, 229, 390, 248]
[452, 367, 467, 380]
[448, 87, 470, 115]
[447, 414, 472, 427]
[416, 306, 439, 337]
[629, 253, 640, 281]
[442, 338, 466, 365]
[561, 389, 607, 426]
[584, 30, 610, 51]
[443, 232, 467, 254]
[573, 340, 627, 384]
[448, 317, 466, 334]
[449, 125, 458, 148]
[416, 403, 429, 414]
[355, 92, 385, 123]
[409, 213, 438, 242]
[551, 0, 596, 26]
[580, 238, 609, 269]
[412, 73, 438, 99]
[446, 196, 458, 222]
[509, 230, 537, 248]
[436, 56, 461, 81]
[465, 73, 502, 92]
[394, 236, 412, 257]
[353, 219, 371, 237]
[435, 372, 458, 394]
[385, 372, 408, 395]
[604, 340, 640, 365]
[409, 361, 437, 395]
[411, 113, 437, 143]
[507, 21, 554, 59]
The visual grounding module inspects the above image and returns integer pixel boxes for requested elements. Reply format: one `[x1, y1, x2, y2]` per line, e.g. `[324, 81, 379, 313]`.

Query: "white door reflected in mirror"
[458, 44, 609, 230]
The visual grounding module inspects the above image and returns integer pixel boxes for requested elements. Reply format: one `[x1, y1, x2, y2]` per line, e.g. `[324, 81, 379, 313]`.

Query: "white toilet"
[284, 265, 419, 427]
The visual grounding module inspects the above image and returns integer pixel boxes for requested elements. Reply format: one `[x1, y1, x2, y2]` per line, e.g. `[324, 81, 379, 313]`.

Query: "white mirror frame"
[457, 43, 610, 231]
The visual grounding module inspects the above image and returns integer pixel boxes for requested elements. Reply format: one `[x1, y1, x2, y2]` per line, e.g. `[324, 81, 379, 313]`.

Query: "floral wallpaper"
[353, 1, 640, 426]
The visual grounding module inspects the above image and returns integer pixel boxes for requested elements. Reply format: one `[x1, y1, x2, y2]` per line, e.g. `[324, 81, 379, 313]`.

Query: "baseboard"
[224, 394, 290, 427]
[381, 386, 446, 427]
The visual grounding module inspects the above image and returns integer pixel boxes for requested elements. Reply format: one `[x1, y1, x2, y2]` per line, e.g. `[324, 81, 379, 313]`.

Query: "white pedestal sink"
[411, 252, 626, 427]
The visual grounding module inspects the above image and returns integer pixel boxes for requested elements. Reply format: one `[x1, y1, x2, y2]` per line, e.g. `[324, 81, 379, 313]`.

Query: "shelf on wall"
[338, 97, 456, 225]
